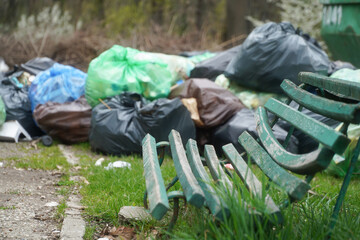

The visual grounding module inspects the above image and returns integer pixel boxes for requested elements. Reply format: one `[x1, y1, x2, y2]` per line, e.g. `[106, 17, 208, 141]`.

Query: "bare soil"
[0, 142, 63, 240]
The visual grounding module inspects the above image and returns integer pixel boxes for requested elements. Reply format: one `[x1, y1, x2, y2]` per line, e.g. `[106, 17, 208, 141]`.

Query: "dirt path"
[0, 143, 63, 240]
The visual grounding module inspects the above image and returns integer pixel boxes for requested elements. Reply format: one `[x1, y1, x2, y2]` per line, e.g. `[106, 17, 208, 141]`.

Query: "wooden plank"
[168, 130, 205, 208]
[142, 134, 170, 220]
[186, 139, 229, 220]
[255, 107, 336, 174]
[238, 131, 310, 201]
[281, 79, 360, 124]
[299, 72, 360, 101]
[265, 98, 350, 155]
[204, 145, 233, 190]
[222, 143, 282, 219]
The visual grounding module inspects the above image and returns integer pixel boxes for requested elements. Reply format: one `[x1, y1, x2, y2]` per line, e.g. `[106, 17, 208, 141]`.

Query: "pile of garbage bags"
[0, 21, 359, 172]
[89, 92, 195, 155]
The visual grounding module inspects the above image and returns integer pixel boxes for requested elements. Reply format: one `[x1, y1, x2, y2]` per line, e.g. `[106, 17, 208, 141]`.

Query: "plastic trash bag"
[326, 124, 360, 177]
[0, 72, 43, 137]
[190, 45, 241, 80]
[330, 68, 360, 83]
[89, 92, 195, 155]
[139, 52, 195, 81]
[187, 52, 217, 64]
[224, 22, 330, 93]
[86, 45, 184, 107]
[179, 78, 245, 128]
[0, 96, 6, 126]
[0, 57, 9, 73]
[33, 96, 91, 144]
[328, 61, 356, 76]
[20, 57, 56, 76]
[212, 108, 299, 154]
[29, 63, 87, 111]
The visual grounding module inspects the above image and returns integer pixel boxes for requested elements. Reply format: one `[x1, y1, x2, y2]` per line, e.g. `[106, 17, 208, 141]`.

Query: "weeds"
[0, 206, 16, 210]
[55, 200, 67, 222]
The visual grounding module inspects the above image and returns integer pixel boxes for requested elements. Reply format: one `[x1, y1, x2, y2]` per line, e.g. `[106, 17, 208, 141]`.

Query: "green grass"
[77, 152, 178, 225]
[170, 169, 360, 240]
[84, 225, 96, 240]
[55, 200, 67, 222]
[66, 142, 360, 239]
[3, 140, 360, 239]
[6, 143, 72, 171]
[0, 206, 16, 210]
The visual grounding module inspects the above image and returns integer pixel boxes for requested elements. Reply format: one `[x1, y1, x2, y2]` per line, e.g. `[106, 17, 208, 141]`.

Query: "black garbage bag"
[179, 51, 209, 58]
[89, 92, 196, 155]
[20, 57, 56, 75]
[212, 108, 299, 155]
[190, 45, 241, 80]
[224, 22, 330, 93]
[0, 73, 43, 137]
[328, 60, 356, 76]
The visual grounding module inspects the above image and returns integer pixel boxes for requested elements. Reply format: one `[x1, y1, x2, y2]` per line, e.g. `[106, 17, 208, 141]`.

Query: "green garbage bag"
[330, 68, 360, 83]
[326, 124, 360, 177]
[0, 96, 6, 126]
[85, 45, 173, 107]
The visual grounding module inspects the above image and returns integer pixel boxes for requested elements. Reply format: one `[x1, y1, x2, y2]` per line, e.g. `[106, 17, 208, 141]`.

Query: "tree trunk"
[225, 0, 280, 40]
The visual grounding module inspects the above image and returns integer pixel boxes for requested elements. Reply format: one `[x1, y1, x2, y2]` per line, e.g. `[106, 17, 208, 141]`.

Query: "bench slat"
[169, 130, 205, 208]
[265, 98, 350, 155]
[299, 72, 360, 101]
[186, 139, 229, 220]
[222, 143, 282, 219]
[256, 107, 336, 174]
[142, 134, 170, 220]
[204, 145, 233, 190]
[281, 79, 360, 124]
[238, 131, 310, 200]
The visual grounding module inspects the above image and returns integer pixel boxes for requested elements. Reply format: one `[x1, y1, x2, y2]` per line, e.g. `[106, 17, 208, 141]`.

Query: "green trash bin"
[321, 0, 360, 67]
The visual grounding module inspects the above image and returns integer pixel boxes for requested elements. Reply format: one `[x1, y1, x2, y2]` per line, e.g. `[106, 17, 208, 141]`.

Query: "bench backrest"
[238, 72, 360, 201]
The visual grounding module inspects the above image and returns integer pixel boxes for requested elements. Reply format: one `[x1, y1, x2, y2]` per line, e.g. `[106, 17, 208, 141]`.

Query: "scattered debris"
[95, 157, 105, 166]
[104, 161, 131, 170]
[58, 144, 80, 165]
[225, 163, 234, 170]
[118, 206, 151, 222]
[100, 225, 136, 240]
[70, 176, 89, 185]
[45, 201, 59, 207]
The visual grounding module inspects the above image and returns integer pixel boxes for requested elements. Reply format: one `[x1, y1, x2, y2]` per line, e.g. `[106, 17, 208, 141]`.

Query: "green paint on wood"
[238, 132, 310, 200]
[299, 72, 360, 101]
[168, 130, 205, 208]
[142, 134, 170, 220]
[167, 191, 185, 200]
[281, 79, 360, 124]
[255, 107, 336, 174]
[222, 143, 282, 221]
[186, 139, 229, 220]
[265, 98, 350, 155]
[204, 145, 233, 190]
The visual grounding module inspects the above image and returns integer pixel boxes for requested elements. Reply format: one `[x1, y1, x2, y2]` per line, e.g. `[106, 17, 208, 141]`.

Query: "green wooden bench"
[142, 72, 360, 237]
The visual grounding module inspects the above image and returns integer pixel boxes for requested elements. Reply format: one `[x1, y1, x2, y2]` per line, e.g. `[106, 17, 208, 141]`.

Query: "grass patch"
[0, 206, 16, 210]
[170, 168, 360, 240]
[55, 200, 67, 222]
[8, 143, 72, 171]
[84, 225, 96, 240]
[79, 154, 178, 225]
[69, 142, 360, 239]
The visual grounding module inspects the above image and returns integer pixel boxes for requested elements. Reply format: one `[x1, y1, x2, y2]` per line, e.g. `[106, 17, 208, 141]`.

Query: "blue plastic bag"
[29, 63, 87, 111]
